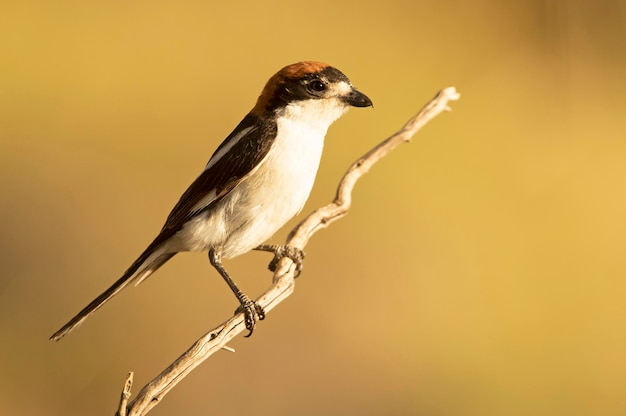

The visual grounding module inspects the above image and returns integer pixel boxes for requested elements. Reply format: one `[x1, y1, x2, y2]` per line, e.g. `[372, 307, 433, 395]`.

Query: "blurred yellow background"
[2, 1, 625, 415]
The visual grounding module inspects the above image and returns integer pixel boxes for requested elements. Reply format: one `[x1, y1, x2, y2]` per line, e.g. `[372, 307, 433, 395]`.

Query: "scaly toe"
[265, 245, 305, 276]
[235, 298, 265, 337]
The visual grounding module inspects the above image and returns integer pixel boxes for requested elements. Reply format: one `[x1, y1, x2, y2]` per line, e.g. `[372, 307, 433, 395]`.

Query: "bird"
[50, 61, 372, 341]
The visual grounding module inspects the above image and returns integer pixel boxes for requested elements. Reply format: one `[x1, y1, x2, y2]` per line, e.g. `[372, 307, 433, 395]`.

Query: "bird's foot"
[235, 295, 265, 337]
[255, 244, 305, 277]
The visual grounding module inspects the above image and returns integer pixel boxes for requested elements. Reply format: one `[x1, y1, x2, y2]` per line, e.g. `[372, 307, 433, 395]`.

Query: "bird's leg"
[208, 248, 264, 337]
[254, 244, 305, 277]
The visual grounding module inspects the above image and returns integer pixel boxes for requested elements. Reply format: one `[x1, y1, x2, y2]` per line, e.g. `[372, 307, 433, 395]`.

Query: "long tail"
[49, 247, 176, 341]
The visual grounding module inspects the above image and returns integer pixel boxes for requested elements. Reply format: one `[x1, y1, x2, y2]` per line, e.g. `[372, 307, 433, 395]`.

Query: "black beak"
[344, 88, 373, 108]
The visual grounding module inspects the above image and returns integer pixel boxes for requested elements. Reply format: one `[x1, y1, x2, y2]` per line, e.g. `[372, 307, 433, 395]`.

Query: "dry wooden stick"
[119, 87, 460, 416]
[116, 372, 133, 416]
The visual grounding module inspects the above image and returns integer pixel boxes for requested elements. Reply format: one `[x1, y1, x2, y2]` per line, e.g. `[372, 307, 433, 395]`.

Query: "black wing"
[161, 114, 277, 238]
[119, 112, 277, 281]
[152, 112, 277, 248]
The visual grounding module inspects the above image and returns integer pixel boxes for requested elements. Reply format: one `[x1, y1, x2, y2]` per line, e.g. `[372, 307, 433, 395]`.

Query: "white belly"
[219, 116, 326, 258]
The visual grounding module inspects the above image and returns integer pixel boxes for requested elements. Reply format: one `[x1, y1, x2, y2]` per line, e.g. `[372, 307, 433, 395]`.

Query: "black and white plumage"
[50, 61, 372, 341]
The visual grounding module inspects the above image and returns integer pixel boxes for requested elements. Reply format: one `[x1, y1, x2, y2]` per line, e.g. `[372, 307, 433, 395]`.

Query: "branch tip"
[116, 371, 134, 416]
[442, 86, 460, 101]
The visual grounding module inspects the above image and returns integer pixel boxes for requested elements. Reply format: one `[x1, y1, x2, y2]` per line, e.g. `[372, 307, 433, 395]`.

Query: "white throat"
[279, 97, 350, 135]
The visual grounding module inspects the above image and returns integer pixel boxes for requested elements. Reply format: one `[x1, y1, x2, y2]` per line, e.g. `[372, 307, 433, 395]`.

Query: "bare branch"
[120, 87, 460, 416]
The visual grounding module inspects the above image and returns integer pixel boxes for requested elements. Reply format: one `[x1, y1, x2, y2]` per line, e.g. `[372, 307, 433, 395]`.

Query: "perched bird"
[50, 61, 372, 341]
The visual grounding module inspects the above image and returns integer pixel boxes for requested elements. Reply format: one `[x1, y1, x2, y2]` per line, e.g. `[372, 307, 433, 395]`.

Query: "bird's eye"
[309, 80, 326, 92]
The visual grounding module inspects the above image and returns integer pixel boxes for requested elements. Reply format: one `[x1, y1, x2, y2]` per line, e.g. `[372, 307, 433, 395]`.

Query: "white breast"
[219, 98, 350, 258]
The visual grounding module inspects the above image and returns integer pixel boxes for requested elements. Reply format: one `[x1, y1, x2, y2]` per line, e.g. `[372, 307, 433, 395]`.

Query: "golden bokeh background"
[2, 1, 625, 415]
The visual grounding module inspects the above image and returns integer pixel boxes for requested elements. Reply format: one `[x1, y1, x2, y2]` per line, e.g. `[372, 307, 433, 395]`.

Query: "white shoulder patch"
[205, 125, 256, 171]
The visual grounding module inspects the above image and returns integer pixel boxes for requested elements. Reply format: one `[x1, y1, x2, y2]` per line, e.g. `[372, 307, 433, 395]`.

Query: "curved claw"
[236, 297, 266, 337]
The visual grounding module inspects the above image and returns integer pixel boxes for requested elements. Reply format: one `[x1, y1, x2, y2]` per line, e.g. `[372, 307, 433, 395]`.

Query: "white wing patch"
[204, 125, 256, 171]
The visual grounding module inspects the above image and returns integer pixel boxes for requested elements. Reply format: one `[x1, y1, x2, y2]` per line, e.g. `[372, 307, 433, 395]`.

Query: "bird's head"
[252, 61, 372, 121]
